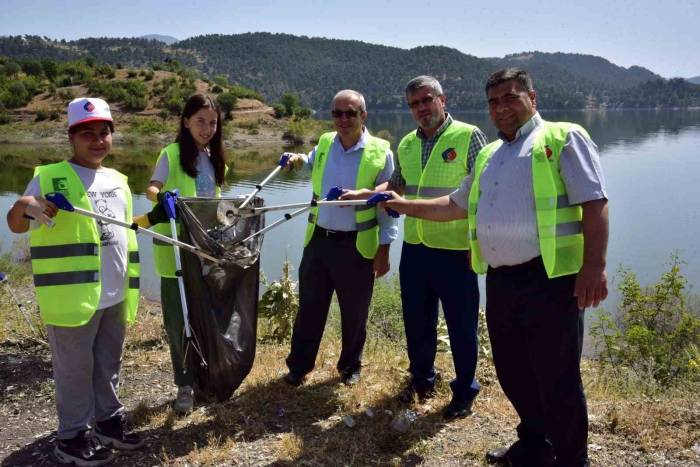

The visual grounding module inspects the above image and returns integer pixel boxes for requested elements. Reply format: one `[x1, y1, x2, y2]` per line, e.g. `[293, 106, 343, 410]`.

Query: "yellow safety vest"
[468, 121, 587, 278]
[398, 120, 475, 249]
[303, 132, 389, 259]
[152, 143, 223, 278]
[30, 161, 140, 326]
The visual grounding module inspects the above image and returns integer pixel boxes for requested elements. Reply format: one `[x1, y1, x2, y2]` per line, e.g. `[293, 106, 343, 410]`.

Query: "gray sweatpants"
[46, 301, 127, 440]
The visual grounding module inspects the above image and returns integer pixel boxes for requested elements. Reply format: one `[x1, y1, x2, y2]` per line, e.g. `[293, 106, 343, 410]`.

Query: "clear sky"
[2, 0, 698, 78]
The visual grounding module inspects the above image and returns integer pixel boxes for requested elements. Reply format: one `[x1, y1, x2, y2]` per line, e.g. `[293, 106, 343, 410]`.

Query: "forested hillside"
[1, 33, 699, 110]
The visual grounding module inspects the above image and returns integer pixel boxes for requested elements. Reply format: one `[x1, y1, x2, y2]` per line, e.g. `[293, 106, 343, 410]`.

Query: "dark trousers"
[286, 230, 374, 376]
[486, 257, 588, 467]
[399, 242, 480, 400]
[161, 277, 194, 387]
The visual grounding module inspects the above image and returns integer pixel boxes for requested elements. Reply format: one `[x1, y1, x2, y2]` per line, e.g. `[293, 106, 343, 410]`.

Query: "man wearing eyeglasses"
[280, 89, 397, 387]
[382, 68, 608, 467]
[352, 76, 488, 420]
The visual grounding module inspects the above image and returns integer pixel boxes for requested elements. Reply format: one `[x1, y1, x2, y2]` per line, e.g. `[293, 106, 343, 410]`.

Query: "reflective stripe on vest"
[151, 143, 223, 277]
[398, 120, 475, 250]
[303, 132, 389, 259]
[30, 160, 140, 327]
[467, 121, 586, 278]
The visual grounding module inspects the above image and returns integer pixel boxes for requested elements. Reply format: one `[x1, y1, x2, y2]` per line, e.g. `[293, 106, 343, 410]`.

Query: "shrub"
[49, 110, 60, 121]
[280, 92, 300, 116]
[1, 81, 30, 108]
[211, 85, 223, 94]
[41, 59, 59, 81]
[590, 254, 700, 391]
[130, 117, 168, 135]
[127, 69, 138, 78]
[123, 93, 148, 111]
[366, 276, 404, 343]
[213, 74, 229, 87]
[229, 85, 264, 102]
[272, 104, 285, 119]
[35, 109, 48, 121]
[258, 259, 298, 343]
[3, 61, 21, 77]
[20, 60, 44, 77]
[0, 112, 10, 125]
[57, 88, 75, 104]
[216, 92, 237, 119]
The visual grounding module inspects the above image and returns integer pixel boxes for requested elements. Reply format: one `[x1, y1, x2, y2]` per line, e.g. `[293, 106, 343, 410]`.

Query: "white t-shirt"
[150, 148, 217, 197]
[24, 162, 129, 310]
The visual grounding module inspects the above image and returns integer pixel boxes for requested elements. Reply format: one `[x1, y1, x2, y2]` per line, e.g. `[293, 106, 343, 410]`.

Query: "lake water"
[0, 109, 698, 324]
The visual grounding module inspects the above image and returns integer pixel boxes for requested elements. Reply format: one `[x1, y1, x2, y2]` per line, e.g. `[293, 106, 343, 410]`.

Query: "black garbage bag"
[175, 196, 265, 402]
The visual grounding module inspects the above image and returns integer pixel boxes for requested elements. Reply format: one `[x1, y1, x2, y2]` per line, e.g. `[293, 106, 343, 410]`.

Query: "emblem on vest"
[441, 148, 457, 162]
[545, 145, 553, 159]
[52, 177, 69, 195]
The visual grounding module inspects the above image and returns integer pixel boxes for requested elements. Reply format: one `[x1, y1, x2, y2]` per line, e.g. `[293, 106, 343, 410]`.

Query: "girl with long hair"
[146, 93, 228, 414]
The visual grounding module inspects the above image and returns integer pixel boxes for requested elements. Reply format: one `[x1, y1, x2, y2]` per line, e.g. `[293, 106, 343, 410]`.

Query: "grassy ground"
[0, 261, 698, 465]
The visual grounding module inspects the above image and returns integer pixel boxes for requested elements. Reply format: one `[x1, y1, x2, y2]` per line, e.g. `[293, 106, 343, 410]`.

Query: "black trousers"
[486, 257, 588, 467]
[286, 229, 375, 376]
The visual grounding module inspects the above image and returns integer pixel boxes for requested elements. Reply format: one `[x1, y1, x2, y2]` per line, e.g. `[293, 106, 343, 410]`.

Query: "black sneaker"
[54, 430, 114, 466]
[95, 414, 144, 451]
[396, 382, 436, 404]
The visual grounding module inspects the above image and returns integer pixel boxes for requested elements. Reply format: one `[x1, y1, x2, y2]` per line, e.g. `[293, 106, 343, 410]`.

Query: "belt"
[314, 226, 357, 240]
[488, 256, 543, 275]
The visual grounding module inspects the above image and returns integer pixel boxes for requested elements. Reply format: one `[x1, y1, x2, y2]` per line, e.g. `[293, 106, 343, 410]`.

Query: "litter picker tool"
[236, 190, 399, 244]
[45, 192, 221, 264]
[0, 271, 44, 341]
[213, 154, 291, 236]
[160, 190, 208, 370]
[235, 186, 344, 244]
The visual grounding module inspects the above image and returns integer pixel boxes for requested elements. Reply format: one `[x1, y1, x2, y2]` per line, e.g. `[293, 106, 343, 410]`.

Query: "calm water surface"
[0, 110, 698, 325]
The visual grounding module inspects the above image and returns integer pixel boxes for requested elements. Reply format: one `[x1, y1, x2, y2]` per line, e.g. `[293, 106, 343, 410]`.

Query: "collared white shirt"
[450, 113, 607, 267]
[302, 128, 398, 244]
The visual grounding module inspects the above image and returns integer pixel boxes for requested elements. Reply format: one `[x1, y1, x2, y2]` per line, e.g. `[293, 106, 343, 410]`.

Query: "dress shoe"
[283, 371, 305, 387]
[486, 441, 556, 466]
[340, 370, 361, 386]
[485, 446, 510, 465]
[396, 382, 436, 403]
[442, 395, 474, 421]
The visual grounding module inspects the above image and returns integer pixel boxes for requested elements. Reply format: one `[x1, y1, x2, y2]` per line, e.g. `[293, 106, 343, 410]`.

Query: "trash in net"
[175, 195, 265, 402]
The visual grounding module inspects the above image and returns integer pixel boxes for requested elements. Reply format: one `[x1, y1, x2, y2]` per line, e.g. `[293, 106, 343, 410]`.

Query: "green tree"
[4, 61, 21, 78]
[216, 92, 237, 119]
[280, 92, 300, 116]
[20, 59, 44, 77]
[41, 58, 59, 81]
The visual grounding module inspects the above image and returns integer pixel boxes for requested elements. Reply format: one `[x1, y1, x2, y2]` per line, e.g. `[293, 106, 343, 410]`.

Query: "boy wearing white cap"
[7, 97, 143, 466]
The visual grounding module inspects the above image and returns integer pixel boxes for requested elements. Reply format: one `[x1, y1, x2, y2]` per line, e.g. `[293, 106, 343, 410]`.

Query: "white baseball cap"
[67, 97, 113, 130]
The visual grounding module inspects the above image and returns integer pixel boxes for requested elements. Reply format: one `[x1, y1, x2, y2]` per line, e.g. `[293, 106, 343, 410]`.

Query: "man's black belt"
[488, 256, 543, 275]
[314, 226, 357, 240]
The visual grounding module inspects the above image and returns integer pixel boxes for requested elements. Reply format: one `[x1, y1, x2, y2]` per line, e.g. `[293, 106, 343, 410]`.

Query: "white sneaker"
[173, 385, 193, 414]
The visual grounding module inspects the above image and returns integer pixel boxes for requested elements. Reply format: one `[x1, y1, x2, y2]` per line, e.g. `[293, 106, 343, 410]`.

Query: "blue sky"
[3, 0, 698, 78]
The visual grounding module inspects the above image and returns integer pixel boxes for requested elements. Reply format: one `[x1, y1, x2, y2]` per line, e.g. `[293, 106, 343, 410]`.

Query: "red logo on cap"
[84, 101, 95, 112]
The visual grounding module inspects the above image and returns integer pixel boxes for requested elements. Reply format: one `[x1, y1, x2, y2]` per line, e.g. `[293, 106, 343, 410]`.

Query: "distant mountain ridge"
[688, 76, 700, 85]
[140, 34, 179, 45]
[2, 33, 698, 110]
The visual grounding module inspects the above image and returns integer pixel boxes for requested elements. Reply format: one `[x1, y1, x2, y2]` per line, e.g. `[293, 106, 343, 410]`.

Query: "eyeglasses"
[407, 95, 438, 109]
[331, 109, 361, 119]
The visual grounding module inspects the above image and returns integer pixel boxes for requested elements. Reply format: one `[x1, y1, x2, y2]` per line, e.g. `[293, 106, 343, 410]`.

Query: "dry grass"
[0, 285, 698, 465]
